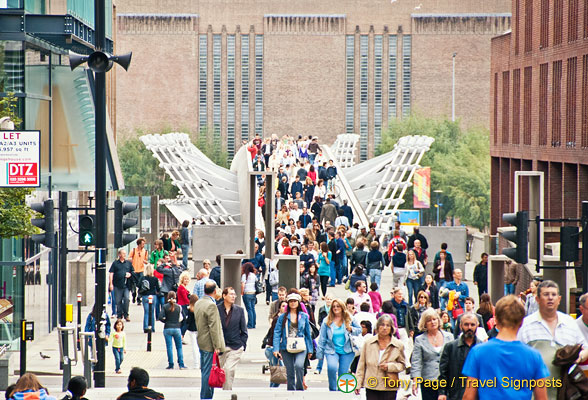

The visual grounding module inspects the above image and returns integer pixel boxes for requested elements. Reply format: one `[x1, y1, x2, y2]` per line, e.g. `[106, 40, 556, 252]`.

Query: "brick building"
[116, 0, 511, 158]
[490, 0, 588, 234]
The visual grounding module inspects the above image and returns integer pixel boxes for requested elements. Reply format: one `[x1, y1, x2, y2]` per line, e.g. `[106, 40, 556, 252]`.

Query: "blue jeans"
[113, 286, 130, 319]
[329, 261, 337, 286]
[181, 244, 190, 269]
[325, 352, 355, 391]
[163, 328, 185, 368]
[316, 354, 324, 372]
[505, 283, 515, 295]
[112, 347, 124, 372]
[141, 295, 156, 332]
[110, 291, 117, 316]
[155, 294, 165, 320]
[200, 350, 214, 399]
[265, 347, 282, 387]
[438, 280, 448, 310]
[342, 255, 349, 278]
[406, 277, 423, 306]
[309, 153, 316, 165]
[271, 292, 278, 301]
[280, 350, 307, 391]
[335, 258, 344, 284]
[369, 269, 382, 289]
[243, 293, 257, 329]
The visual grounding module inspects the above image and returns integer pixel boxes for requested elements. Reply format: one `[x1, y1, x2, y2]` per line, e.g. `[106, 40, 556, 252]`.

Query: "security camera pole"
[93, 0, 108, 387]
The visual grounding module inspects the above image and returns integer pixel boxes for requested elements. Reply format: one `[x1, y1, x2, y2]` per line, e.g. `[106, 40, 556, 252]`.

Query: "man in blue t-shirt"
[461, 295, 549, 400]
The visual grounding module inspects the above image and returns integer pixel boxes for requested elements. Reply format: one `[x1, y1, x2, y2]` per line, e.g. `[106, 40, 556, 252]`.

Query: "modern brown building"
[490, 0, 588, 234]
[115, 0, 511, 159]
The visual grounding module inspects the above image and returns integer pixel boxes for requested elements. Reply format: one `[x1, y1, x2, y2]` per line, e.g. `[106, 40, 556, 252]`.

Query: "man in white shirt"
[353, 302, 377, 327]
[518, 280, 588, 398]
[349, 280, 373, 313]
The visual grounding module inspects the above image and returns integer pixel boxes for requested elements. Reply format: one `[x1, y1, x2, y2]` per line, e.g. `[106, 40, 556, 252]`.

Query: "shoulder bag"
[255, 273, 265, 294]
[287, 336, 306, 353]
[208, 351, 226, 388]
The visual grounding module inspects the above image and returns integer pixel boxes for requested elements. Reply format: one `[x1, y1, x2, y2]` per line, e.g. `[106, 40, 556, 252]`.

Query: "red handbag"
[208, 351, 226, 388]
[452, 301, 464, 320]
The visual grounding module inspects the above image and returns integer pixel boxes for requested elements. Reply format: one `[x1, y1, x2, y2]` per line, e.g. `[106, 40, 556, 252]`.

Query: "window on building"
[523, 66, 532, 145]
[359, 35, 368, 161]
[199, 35, 207, 131]
[540, 0, 549, 48]
[569, 0, 579, 42]
[539, 63, 548, 146]
[388, 35, 397, 120]
[345, 35, 354, 133]
[254, 35, 263, 135]
[494, 72, 498, 145]
[374, 35, 383, 148]
[227, 35, 236, 157]
[512, 69, 520, 145]
[502, 71, 510, 144]
[213, 34, 222, 145]
[554, 0, 563, 45]
[566, 57, 577, 147]
[584, 0, 588, 38]
[402, 35, 412, 118]
[241, 35, 250, 142]
[582, 55, 588, 148]
[552, 60, 562, 146]
[514, 0, 520, 54]
[525, 0, 533, 52]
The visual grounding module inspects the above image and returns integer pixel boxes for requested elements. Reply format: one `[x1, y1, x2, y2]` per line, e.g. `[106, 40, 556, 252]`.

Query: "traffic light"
[78, 215, 96, 246]
[560, 226, 580, 262]
[501, 210, 529, 264]
[31, 200, 55, 247]
[114, 200, 138, 248]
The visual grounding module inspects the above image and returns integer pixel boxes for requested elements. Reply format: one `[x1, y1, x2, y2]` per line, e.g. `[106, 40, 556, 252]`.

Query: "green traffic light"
[82, 232, 94, 245]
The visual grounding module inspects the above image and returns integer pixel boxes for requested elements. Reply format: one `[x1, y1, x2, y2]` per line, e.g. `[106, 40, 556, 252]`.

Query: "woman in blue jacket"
[316, 298, 362, 391]
[317, 242, 332, 296]
[272, 293, 314, 391]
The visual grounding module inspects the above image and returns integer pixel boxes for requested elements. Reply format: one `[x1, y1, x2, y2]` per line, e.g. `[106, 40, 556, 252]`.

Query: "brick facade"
[115, 0, 511, 157]
[490, 0, 588, 233]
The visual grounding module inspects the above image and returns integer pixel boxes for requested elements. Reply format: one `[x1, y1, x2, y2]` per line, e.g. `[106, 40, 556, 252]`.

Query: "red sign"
[8, 162, 39, 185]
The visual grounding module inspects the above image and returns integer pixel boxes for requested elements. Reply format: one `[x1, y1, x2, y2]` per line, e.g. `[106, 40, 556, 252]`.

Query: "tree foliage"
[193, 128, 229, 168]
[117, 138, 179, 198]
[377, 116, 490, 230]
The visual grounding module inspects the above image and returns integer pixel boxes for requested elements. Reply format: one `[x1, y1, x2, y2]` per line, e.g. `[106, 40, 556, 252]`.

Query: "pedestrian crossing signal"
[78, 214, 96, 246]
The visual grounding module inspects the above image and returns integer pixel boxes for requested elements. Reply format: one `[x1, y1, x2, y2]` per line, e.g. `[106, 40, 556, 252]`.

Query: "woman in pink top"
[367, 282, 383, 313]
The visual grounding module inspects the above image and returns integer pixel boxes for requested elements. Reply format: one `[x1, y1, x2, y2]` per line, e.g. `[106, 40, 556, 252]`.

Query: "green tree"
[117, 138, 179, 198]
[193, 128, 229, 168]
[0, 93, 36, 238]
[377, 116, 490, 230]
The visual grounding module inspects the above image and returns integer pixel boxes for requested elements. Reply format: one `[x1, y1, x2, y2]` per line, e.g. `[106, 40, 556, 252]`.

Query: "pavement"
[5, 260, 478, 399]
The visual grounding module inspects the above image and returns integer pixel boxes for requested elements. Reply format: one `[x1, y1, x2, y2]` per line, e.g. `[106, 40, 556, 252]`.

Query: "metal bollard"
[57, 326, 77, 392]
[80, 332, 96, 389]
[77, 293, 82, 351]
[147, 295, 153, 352]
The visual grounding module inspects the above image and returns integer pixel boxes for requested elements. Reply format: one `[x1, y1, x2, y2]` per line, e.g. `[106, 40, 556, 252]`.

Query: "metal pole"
[77, 293, 82, 350]
[19, 321, 26, 376]
[582, 202, 588, 294]
[147, 295, 153, 352]
[452, 52, 456, 122]
[94, 0, 108, 388]
[59, 191, 70, 389]
[83, 336, 92, 388]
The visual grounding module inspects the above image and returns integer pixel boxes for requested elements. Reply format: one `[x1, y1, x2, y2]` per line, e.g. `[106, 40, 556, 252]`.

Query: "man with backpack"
[129, 238, 149, 305]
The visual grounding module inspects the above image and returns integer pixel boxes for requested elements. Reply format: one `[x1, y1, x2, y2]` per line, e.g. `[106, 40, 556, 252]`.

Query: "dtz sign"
[8, 163, 38, 185]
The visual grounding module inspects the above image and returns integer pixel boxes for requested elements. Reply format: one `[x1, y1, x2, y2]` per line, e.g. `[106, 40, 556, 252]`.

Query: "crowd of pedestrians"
[20, 135, 587, 400]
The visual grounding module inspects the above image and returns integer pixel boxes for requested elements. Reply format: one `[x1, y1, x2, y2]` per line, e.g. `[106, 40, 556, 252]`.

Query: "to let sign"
[0, 130, 41, 187]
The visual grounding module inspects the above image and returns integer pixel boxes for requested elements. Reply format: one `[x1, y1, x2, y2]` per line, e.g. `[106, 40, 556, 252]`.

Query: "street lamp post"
[452, 52, 457, 122]
[434, 190, 443, 226]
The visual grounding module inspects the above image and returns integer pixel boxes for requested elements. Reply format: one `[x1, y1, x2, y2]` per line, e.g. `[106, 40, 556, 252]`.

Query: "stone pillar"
[488, 255, 508, 305]
[221, 254, 246, 306]
[275, 255, 300, 291]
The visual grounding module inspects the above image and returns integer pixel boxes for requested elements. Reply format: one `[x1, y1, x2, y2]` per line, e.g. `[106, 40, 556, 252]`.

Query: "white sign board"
[0, 130, 41, 187]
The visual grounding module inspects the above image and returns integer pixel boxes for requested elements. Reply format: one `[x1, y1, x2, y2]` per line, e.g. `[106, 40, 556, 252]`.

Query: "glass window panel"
[213, 34, 221, 144]
[0, 41, 24, 93]
[359, 35, 368, 161]
[374, 35, 383, 148]
[345, 35, 354, 134]
[25, 47, 50, 97]
[241, 35, 250, 142]
[255, 35, 263, 135]
[402, 35, 412, 118]
[227, 35, 236, 157]
[199, 35, 207, 131]
[388, 35, 397, 119]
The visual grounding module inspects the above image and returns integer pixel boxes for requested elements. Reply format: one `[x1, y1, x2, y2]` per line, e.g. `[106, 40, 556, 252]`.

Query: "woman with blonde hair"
[276, 205, 290, 226]
[168, 230, 181, 264]
[8, 373, 56, 400]
[410, 308, 453, 400]
[177, 271, 191, 338]
[407, 290, 430, 338]
[355, 314, 406, 399]
[139, 263, 160, 332]
[316, 298, 361, 391]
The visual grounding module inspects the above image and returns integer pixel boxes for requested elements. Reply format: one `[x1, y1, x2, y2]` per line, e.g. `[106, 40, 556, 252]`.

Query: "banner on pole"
[413, 167, 430, 209]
